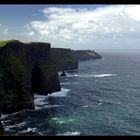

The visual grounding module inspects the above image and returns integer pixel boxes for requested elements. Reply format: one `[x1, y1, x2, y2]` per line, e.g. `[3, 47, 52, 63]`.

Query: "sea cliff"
[0, 40, 102, 135]
[0, 40, 61, 115]
[74, 50, 102, 61]
[51, 48, 78, 71]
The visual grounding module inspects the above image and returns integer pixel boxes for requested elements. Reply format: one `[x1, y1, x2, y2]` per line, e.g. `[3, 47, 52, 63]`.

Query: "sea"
[1, 51, 140, 136]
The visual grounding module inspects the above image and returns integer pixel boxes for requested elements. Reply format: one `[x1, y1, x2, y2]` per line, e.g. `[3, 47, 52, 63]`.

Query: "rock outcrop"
[0, 40, 61, 115]
[60, 70, 66, 77]
[74, 50, 102, 61]
[51, 48, 78, 71]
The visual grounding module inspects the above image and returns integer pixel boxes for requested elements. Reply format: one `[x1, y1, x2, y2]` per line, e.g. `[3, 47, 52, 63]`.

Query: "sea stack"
[60, 70, 66, 77]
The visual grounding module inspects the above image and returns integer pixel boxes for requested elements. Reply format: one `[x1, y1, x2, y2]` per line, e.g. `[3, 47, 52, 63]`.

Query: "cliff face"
[0, 55, 34, 114]
[51, 48, 78, 71]
[74, 50, 102, 61]
[0, 122, 4, 135]
[51, 48, 102, 71]
[0, 40, 61, 115]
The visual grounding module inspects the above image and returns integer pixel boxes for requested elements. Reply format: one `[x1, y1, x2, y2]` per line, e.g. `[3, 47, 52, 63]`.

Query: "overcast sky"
[1, 5, 140, 50]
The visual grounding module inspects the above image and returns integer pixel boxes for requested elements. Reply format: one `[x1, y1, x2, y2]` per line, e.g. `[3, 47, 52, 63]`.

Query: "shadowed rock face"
[51, 48, 78, 71]
[0, 122, 4, 135]
[0, 41, 61, 114]
[51, 48, 102, 72]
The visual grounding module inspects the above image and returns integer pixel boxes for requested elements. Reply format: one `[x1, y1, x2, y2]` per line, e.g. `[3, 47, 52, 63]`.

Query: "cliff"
[74, 50, 102, 61]
[0, 122, 4, 135]
[0, 40, 61, 115]
[51, 48, 102, 71]
[51, 48, 78, 71]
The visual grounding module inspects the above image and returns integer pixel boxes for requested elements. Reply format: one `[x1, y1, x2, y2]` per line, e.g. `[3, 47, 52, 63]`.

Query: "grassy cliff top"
[0, 39, 19, 47]
[0, 40, 51, 48]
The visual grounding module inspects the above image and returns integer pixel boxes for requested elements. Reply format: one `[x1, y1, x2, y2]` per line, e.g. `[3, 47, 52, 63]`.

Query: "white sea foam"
[4, 125, 15, 131]
[77, 73, 117, 78]
[48, 88, 70, 97]
[50, 117, 65, 124]
[34, 94, 48, 109]
[67, 119, 74, 122]
[15, 121, 27, 127]
[98, 99, 103, 105]
[3, 121, 27, 131]
[94, 74, 117, 78]
[1, 111, 21, 120]
[1, 114, 9, 119]
[60, 82, 70, 85]
[98, 102, 102, 105]
[34, 88, 70, 109]
[38, 132, 44, 135]
[83, 105, 89, 108]
[57, 131, 81, 136]
[66, 74, 78, 78]
[44, 105, 64, 108]
[50, 117, 75, 125]
[61, 82, 78, 85]
[27, 127, 37, 132]
[18, 127, 37, 133]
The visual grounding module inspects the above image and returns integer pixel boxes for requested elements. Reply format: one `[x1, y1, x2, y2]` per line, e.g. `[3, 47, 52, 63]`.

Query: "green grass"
[0, 39, 19, 47]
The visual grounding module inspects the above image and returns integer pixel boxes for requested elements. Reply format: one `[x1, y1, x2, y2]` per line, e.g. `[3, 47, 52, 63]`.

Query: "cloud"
[25, 5, 140, 49]
[28, 31, 35, 36]
[3, 28, 9, 35]
[0, 24, 9, 36]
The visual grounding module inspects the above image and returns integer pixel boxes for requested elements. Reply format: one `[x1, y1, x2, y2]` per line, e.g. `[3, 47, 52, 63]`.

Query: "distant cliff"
[0, 40, 61, 115]
[51, 48, 102, 71]
[74, 50, 102, 61]
[51, 48, 78, 71]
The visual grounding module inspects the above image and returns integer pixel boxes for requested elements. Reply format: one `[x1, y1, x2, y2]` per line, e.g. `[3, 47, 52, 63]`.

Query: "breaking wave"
[48, 88, 70, 97]
[57, 131, 81, 136]
[34, 88, 70, 110]
[77, 73, 117, 78]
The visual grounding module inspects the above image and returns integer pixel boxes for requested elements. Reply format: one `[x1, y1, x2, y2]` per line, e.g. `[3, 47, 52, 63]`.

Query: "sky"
[0, 4, 140, 50]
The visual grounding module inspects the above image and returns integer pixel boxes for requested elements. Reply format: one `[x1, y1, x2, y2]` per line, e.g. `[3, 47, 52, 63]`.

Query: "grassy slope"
[0, 40, 19, 47]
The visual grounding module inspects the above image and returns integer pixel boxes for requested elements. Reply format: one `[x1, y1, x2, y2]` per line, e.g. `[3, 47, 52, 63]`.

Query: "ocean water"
[1, 51, 140, 136]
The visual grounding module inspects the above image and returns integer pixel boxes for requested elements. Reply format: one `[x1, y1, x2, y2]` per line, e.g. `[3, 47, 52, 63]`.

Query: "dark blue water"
[1, 51, 140, 135]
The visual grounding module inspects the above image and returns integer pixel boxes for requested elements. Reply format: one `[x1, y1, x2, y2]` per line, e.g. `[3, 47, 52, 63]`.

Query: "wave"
[59, 72, 116, 78]
[60, 82, 78, 85]
[94, 74, 117, 78]
[18, 127, 37, 134]
[50, 117, 75, 126]
[44, 105, 65, 108]
[1, 111, 22, 120]
[50, 117, 65, 125]
[57, 131, 81, 136]
[34, 94, 48, 107]
[1, 114, 9, 120]
[60, 82, 70, 85]
[82, 105, 89, 108]
[77, 73, 117, 78]
[3, 121, 27, 131]
[64, 74, 78, 78]
[48, 88, 70, 97]
[34, 88, 70, 109]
